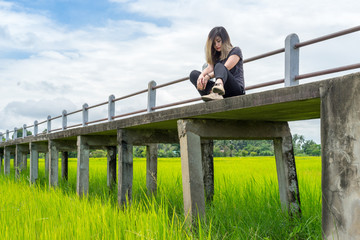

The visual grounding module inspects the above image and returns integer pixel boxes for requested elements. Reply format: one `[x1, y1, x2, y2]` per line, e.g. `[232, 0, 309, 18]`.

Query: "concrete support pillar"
[45, 152, 49, 177]
[106, 146, 117, 189]
[177, 119, 206, 222]
[15, 145, 28, 178]
[118, 129, 133, 206]
[320, 76, 360, 239]
[146, 144, 158, 196]
[30, 143, 39, 183]
[48, 140, 59, 187]
[274, 133, 301, 216]
[201, 140, 214, 203]
[76, 136, 90, 196]
[4, 147, 11, 175]
[0, 151, 3, 173]
[21, 154, 27, 171]
[61, 151, 68, 181]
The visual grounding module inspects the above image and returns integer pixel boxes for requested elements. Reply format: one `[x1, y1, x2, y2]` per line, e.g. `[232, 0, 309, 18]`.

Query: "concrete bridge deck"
[1, 72, 359, 239]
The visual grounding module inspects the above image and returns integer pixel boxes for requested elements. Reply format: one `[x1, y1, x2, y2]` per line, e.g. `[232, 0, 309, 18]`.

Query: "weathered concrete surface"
[274, 131, 301, 216]
[177, 119, 206, 222]
[15, 144, 28, 178]
[61, 151, 68, 181]
[49, 140, 59, 187]
[45, 152, 49, 177]
[177, 118, 301, 219]
[320, 73, 360, 239]
[107, 146, 117, 189]
[76, 136, 90, 196]
[201, 140, 214, 203]
[118, 129, 133, 206]
[30, 143, 39, 183]
[30, 142, 47, 183]
[146, 144, 157, 196]
[0, 151, 2, 173]
[3, 146, 13, 175]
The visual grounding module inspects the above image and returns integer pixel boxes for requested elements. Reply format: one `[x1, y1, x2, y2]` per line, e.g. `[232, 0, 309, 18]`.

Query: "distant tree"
[302, 140, 321, 156]
[12, 127, 32, 139]
[90, 150, 107, 158]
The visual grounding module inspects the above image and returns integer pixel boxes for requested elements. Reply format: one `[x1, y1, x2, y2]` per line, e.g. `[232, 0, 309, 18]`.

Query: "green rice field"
[0, 156, 322, 239]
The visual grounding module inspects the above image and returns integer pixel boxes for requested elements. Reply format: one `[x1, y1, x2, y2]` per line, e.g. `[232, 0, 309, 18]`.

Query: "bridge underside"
[1, 72, 360, 239]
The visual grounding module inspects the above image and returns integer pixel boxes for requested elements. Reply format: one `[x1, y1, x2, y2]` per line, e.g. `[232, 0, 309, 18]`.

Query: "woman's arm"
[224, 55, 240, 70]
[197, 64, 214, 90]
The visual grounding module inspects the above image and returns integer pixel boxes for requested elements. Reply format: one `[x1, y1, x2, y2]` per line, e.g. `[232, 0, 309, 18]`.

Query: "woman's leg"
[189, 70, 214, 96]
[214, 63, 244, 98]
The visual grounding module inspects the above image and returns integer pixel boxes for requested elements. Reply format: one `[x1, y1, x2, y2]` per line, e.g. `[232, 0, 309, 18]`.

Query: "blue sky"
[1, 0, 359, 143]
[11, 0, 170, 28]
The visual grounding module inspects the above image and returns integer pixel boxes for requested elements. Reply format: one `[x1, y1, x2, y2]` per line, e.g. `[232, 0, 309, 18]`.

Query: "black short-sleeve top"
[218, 47, 244, 88]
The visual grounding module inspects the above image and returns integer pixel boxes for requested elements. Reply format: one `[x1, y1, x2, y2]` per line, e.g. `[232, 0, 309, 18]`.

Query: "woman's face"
[213, 36, 222, 52]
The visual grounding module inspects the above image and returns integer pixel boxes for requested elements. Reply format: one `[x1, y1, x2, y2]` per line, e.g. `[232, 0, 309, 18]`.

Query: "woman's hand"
[197, 74, 209, 90]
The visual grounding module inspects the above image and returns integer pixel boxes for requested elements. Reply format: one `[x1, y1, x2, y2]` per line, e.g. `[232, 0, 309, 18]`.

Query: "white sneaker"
[201, 92, 224, 102]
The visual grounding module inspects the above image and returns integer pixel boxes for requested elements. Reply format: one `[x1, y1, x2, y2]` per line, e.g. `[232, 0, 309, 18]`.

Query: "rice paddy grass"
[0, 156, 322, 239]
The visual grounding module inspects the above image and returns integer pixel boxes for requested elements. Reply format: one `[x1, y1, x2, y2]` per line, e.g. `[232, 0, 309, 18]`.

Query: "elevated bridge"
[1, 25, 360, 239]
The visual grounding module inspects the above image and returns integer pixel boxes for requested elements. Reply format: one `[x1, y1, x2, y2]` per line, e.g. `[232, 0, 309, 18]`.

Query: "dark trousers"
[190, 63, 245, 98]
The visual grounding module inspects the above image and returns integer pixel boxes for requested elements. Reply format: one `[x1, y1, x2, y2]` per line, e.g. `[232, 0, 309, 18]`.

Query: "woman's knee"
[214, 62, 225, 71]
[190, 70, 200, 84]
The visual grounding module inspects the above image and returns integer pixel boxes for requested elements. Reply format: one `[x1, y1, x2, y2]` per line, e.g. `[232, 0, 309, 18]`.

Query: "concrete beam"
[320, 74, 360, 239]
[106, 146, 116, 190]
[177, 119, 301, 220]
[118, 129, 133, 206]
[177, 119, 295, 140]
[126, 129, 178, 145]
[177, 120, 206, 222]
[48, 140, 59, 187]
[76, 136, 90, 196]
[146, 144, 157, 196]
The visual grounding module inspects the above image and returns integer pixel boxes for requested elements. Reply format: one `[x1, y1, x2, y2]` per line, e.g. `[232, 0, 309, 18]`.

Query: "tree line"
[5, 128, 320, 158]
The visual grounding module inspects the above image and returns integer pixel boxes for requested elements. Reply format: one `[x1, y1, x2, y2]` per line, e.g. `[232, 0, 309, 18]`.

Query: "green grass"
[0, 156, 322, 239]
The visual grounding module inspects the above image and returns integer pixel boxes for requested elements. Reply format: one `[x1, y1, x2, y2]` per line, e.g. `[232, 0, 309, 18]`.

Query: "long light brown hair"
[205, 26, 233, 65]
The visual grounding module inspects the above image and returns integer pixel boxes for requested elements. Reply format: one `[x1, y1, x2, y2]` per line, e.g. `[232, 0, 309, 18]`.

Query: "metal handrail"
[113, 109, 148, 119]
[86, 101, 108, 110]
[295, 25, 360, 48]
[243, 48, 285, 63]
[67, 109, 82, 116]
[245, 79, 285, 91]
[152, 97, 202, 111]
[152, 77, 189, 90]
[114, 89, 148, 102]
[295, 63, 360, 80]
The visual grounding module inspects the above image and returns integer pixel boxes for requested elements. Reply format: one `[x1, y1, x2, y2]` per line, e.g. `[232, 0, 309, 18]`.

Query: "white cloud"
[0, 0, 359, 143]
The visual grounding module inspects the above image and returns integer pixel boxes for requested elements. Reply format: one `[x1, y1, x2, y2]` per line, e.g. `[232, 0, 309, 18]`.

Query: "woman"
[190, 26, 245, 101]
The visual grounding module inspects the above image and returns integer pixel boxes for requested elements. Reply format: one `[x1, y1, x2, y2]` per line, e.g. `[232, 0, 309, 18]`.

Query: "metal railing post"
[285, 33, 300, 87]
[147, 80, 157, 113]
[23, 124, 27, 138]
[47, 115, 51, 133]
[6, 130, 9, 141]
[108, 95, 115, 121]
[34, 121, 38, 136]
[62, 110, 67, 130]
[82, 104, 88, 127]
[14, 127, 17, 140]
